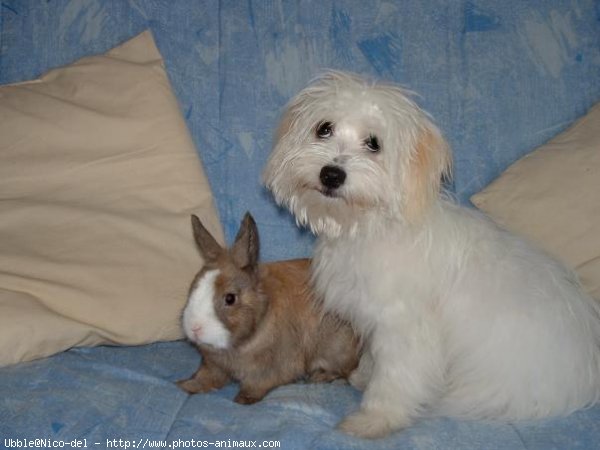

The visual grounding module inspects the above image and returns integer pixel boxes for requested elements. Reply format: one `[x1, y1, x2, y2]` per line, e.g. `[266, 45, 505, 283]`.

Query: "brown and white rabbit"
[177, 212, 360, 404]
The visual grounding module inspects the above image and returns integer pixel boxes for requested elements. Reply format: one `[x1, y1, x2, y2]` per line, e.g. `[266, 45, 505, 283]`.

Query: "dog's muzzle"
[320, 165, 346, 190]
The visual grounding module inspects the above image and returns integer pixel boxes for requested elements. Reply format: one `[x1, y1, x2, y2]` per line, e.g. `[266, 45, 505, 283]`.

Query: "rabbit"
[177, 212, 361, 404]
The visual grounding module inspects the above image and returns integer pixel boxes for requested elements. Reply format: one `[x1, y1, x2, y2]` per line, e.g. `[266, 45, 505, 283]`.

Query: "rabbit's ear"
[231, 212, 259, 271]
[191, 215, 223, 263]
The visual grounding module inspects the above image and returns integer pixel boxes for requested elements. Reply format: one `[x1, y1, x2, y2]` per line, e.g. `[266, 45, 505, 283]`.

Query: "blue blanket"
[2, 341, 600, 449]
[2, 1, 600, 448]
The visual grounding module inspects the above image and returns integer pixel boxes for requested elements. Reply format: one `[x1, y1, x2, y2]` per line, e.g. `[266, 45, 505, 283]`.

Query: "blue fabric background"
[2, 1, 600, 448]
[2, 0, 599, 260]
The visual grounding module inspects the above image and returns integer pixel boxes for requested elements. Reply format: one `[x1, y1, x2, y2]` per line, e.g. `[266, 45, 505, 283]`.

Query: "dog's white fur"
[263, 71, 600, 438]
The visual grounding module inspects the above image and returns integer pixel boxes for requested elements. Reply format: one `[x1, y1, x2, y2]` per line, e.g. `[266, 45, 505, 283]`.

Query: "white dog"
[263, 71, 600, 438]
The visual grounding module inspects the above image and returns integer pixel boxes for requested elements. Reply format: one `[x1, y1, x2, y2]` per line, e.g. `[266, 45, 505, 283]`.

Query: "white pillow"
[0, 31, 224, 366]
[471, 103, 600, 300]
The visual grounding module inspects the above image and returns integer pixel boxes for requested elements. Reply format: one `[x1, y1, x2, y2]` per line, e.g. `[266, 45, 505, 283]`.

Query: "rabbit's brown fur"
[177, 214, 360, 404]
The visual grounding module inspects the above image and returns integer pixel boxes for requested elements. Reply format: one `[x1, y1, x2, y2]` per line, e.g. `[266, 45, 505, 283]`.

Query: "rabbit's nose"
[192, 325, 203, 339]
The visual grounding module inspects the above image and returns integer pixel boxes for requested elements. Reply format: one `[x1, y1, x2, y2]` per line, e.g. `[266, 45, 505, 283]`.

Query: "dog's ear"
[273, 107, 295, 147]
[263, 101, 298, 192]
[403, 124, 452, 222]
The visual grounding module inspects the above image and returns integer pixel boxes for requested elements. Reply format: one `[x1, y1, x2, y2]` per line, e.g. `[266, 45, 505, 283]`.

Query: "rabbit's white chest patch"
[183, 269, 231, 349]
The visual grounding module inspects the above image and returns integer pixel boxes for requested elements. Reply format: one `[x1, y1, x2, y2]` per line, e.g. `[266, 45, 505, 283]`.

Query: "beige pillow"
[0, 31, 224, 366]
[471, 103, 600, 300]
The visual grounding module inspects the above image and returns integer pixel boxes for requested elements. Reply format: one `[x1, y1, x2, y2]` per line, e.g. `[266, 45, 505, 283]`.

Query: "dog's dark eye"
[365, 135, 380, 152]
[316, 121, 333, 139]
[224, 293, 236, 306]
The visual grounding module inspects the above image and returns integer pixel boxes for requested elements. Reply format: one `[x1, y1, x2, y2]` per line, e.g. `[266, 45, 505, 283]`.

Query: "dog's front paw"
[348, 351, 373, 391]
[337, 409, 409, 439]
[348, 368, 369, 390]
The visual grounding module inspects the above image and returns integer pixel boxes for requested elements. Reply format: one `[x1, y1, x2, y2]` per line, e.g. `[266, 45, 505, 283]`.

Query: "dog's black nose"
[320, 165, 346, 190]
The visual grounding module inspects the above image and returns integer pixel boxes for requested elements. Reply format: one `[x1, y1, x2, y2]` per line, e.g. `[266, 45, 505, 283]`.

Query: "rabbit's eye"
[224, 293, 236, 306]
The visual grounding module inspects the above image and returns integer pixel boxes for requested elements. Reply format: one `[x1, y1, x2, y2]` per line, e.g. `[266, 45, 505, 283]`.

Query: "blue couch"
[2, 1, 600, 448]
